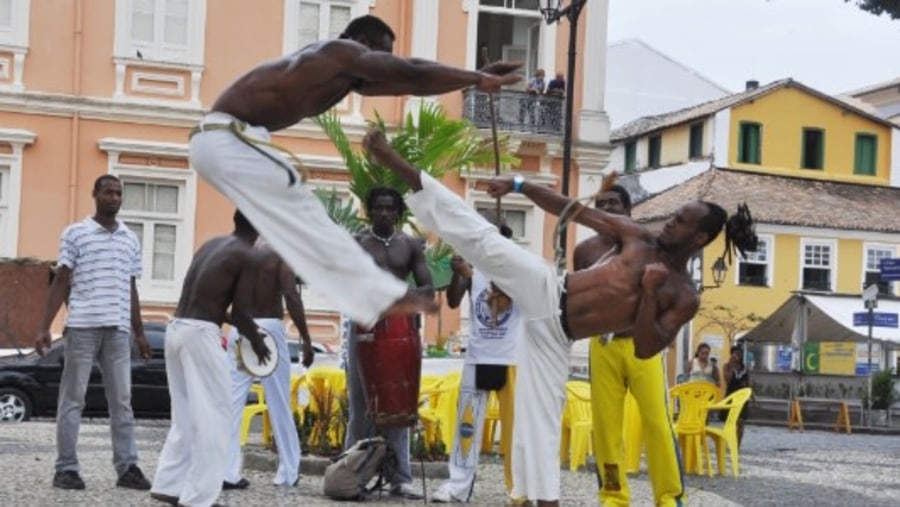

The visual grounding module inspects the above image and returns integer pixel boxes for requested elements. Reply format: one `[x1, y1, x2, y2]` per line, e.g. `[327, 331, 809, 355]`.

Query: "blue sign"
[856, 362, 878, 376]
[852, 311, 899, 328]
[880, 258, 900, 282]
[775, 346, 794, 372]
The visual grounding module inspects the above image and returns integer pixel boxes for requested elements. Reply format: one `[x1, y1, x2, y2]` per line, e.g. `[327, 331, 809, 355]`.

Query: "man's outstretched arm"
[337, 43, 521, 96]
[487, 177, 639, 240]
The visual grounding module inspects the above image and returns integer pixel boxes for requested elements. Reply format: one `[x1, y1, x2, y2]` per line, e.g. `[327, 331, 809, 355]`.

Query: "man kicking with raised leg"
[362, 128, 757, 506]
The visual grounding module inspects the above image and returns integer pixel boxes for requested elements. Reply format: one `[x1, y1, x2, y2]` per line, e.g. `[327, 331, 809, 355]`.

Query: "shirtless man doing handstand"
[189, 14, 519, 328]
[362, 129, 757, 506]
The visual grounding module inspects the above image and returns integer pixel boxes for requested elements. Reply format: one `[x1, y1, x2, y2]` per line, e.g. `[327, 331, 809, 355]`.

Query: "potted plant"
[870, 369, 896, 426]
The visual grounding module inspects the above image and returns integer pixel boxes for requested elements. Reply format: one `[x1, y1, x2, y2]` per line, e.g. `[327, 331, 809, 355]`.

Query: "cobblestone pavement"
[1, 420, 897, 506]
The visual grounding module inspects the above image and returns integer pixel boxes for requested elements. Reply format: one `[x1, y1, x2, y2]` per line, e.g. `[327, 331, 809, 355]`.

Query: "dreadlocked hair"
[722, 203, 758, 265]
[697, 201, 759, 268]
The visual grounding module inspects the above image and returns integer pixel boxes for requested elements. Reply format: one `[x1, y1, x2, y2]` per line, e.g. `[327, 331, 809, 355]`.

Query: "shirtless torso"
[175, 231, 269, 362]
[211, 39, 520, 132]
[248, 243, 314, 367]
[564, 233, 698, 344]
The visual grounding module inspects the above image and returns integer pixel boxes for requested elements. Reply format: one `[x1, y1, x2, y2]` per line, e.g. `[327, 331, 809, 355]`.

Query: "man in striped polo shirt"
[36, 174, 153, 492]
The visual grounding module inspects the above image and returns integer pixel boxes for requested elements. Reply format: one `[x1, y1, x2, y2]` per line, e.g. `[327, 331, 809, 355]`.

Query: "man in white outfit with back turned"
[224, 240, 315, 490]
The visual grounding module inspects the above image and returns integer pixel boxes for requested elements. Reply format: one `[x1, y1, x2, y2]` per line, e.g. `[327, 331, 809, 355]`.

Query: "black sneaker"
[117, 464, 152, 490]
[53, 470, 86, 490]
[222, 478, 250, 490]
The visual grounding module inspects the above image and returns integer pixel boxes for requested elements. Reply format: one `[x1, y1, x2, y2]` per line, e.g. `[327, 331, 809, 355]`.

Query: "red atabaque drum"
[357, 315, 422, 428]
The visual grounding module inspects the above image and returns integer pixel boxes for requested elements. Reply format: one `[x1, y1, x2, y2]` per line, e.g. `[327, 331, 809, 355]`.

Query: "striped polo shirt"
[58, 217, 142, 332]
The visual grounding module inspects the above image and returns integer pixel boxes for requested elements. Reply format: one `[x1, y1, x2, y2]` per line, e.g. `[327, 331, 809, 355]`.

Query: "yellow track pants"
[590, 337, 684, 506]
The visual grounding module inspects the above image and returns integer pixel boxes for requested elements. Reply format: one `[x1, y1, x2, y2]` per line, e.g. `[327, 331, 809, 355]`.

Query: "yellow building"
[0, 0, 611, 347]
[609, 79, 900, 380]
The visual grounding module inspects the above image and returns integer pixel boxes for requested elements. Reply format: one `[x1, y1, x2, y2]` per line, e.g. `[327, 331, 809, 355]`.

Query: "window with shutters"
[283, 0, 367, 54]
[114, 0, 206, 65]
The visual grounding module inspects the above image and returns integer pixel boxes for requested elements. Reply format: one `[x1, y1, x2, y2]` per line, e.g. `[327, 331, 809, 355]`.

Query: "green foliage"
[410, 425, 448, 462]
[424, 239, 455, 290]
[314, 102, 518, 226]
[870, 369, 896, 410]
[696, 303, 764, 341]
[313, 187, 367, 234]
[846, 0, 900, 20]
[315, 102, 518, 290]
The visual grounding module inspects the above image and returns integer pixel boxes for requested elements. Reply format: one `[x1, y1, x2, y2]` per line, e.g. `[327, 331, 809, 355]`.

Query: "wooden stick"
[480, 47, 503, 221]
[480, 47, 508, 326]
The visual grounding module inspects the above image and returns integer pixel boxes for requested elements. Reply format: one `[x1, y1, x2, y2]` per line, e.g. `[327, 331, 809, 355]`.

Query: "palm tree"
[316, 103, 517, 343]
[315, 102, 516, 289]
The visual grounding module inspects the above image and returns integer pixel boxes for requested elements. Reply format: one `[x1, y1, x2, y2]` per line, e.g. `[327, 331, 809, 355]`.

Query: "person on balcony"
[546, 72, 566, 98]
[520, 68, 547, 129]
[526, 68, 546, 95]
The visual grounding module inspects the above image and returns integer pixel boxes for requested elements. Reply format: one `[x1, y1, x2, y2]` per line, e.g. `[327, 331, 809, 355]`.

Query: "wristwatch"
[513, 174, 525, 193]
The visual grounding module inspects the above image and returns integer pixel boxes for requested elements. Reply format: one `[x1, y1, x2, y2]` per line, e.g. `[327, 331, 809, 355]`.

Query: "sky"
[607, 0, 900, 95]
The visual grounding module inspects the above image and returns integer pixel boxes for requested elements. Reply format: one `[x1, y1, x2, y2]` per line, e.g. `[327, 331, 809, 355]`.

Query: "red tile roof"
[631, 168, 900, 233]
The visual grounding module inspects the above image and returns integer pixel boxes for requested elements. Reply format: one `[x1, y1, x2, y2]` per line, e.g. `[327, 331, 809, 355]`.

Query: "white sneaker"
[390, 482, 424, 500]
[430, 489, 461, 503]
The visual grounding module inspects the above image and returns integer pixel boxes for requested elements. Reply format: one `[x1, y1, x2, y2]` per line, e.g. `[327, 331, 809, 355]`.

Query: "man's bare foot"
[382, 290, 439, 317]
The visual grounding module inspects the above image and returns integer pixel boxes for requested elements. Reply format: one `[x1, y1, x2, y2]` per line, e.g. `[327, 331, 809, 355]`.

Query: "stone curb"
[243, 447, 451, 479]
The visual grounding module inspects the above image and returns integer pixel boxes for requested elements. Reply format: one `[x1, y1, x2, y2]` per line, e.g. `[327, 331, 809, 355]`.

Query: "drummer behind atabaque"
[343, 187, 435, 500]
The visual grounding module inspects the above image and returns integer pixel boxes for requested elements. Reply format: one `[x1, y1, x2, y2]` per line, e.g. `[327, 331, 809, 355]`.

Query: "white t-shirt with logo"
[465, 269, 522, 365]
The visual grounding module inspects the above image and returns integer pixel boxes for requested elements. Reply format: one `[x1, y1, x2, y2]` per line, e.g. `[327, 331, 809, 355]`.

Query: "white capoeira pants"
[189, 112, 408, 328]
[434, 363, 516, 502]
[225, 318, 299, 487]
[406, 173, 571, 502]
[152, 318, 230, 507]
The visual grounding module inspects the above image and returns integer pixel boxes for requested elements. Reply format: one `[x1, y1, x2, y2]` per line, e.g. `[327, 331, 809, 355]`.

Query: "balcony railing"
[462, 89, 565, 136]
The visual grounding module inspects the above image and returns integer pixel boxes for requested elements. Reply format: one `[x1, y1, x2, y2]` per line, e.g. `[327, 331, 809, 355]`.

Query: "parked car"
[0, 322, 170, 422]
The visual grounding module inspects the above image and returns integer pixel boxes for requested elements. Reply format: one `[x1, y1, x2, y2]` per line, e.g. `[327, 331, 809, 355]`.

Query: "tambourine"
[235, 328, 277, 377]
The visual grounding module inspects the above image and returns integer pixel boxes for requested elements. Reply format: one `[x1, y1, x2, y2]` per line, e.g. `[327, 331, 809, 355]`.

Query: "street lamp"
[538, 0, 588, 259]
[698, 256, 728, 292]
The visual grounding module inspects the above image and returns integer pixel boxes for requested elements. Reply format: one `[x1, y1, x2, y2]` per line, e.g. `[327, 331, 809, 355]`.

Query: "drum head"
[238, 328, 277, 377]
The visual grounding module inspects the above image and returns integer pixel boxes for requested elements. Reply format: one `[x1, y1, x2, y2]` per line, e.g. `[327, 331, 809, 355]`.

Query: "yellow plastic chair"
[240, 383, 272, 446]
[290, 373, 308, 426]
[705, 387, 753, 477]
[623, 391, 643, 474]
[418, 371, 462, 453]
[560, 381, 593, 471]
[670, 382, 719, 477]
[306, 366, 347, 447]
[421, 373, 443, 393]
[481, 390, 501, 454]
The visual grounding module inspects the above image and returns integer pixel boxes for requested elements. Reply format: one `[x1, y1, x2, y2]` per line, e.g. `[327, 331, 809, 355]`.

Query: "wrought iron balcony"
[462, 89, 565, 136]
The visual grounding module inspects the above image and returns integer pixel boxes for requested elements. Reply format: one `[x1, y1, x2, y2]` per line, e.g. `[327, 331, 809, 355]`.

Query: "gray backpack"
[323, 436, 398, 501]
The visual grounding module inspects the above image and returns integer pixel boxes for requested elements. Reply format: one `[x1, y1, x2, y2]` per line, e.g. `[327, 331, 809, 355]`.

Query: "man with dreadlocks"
[342, 186, 433, 500]
[361, 128, 758, 507]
